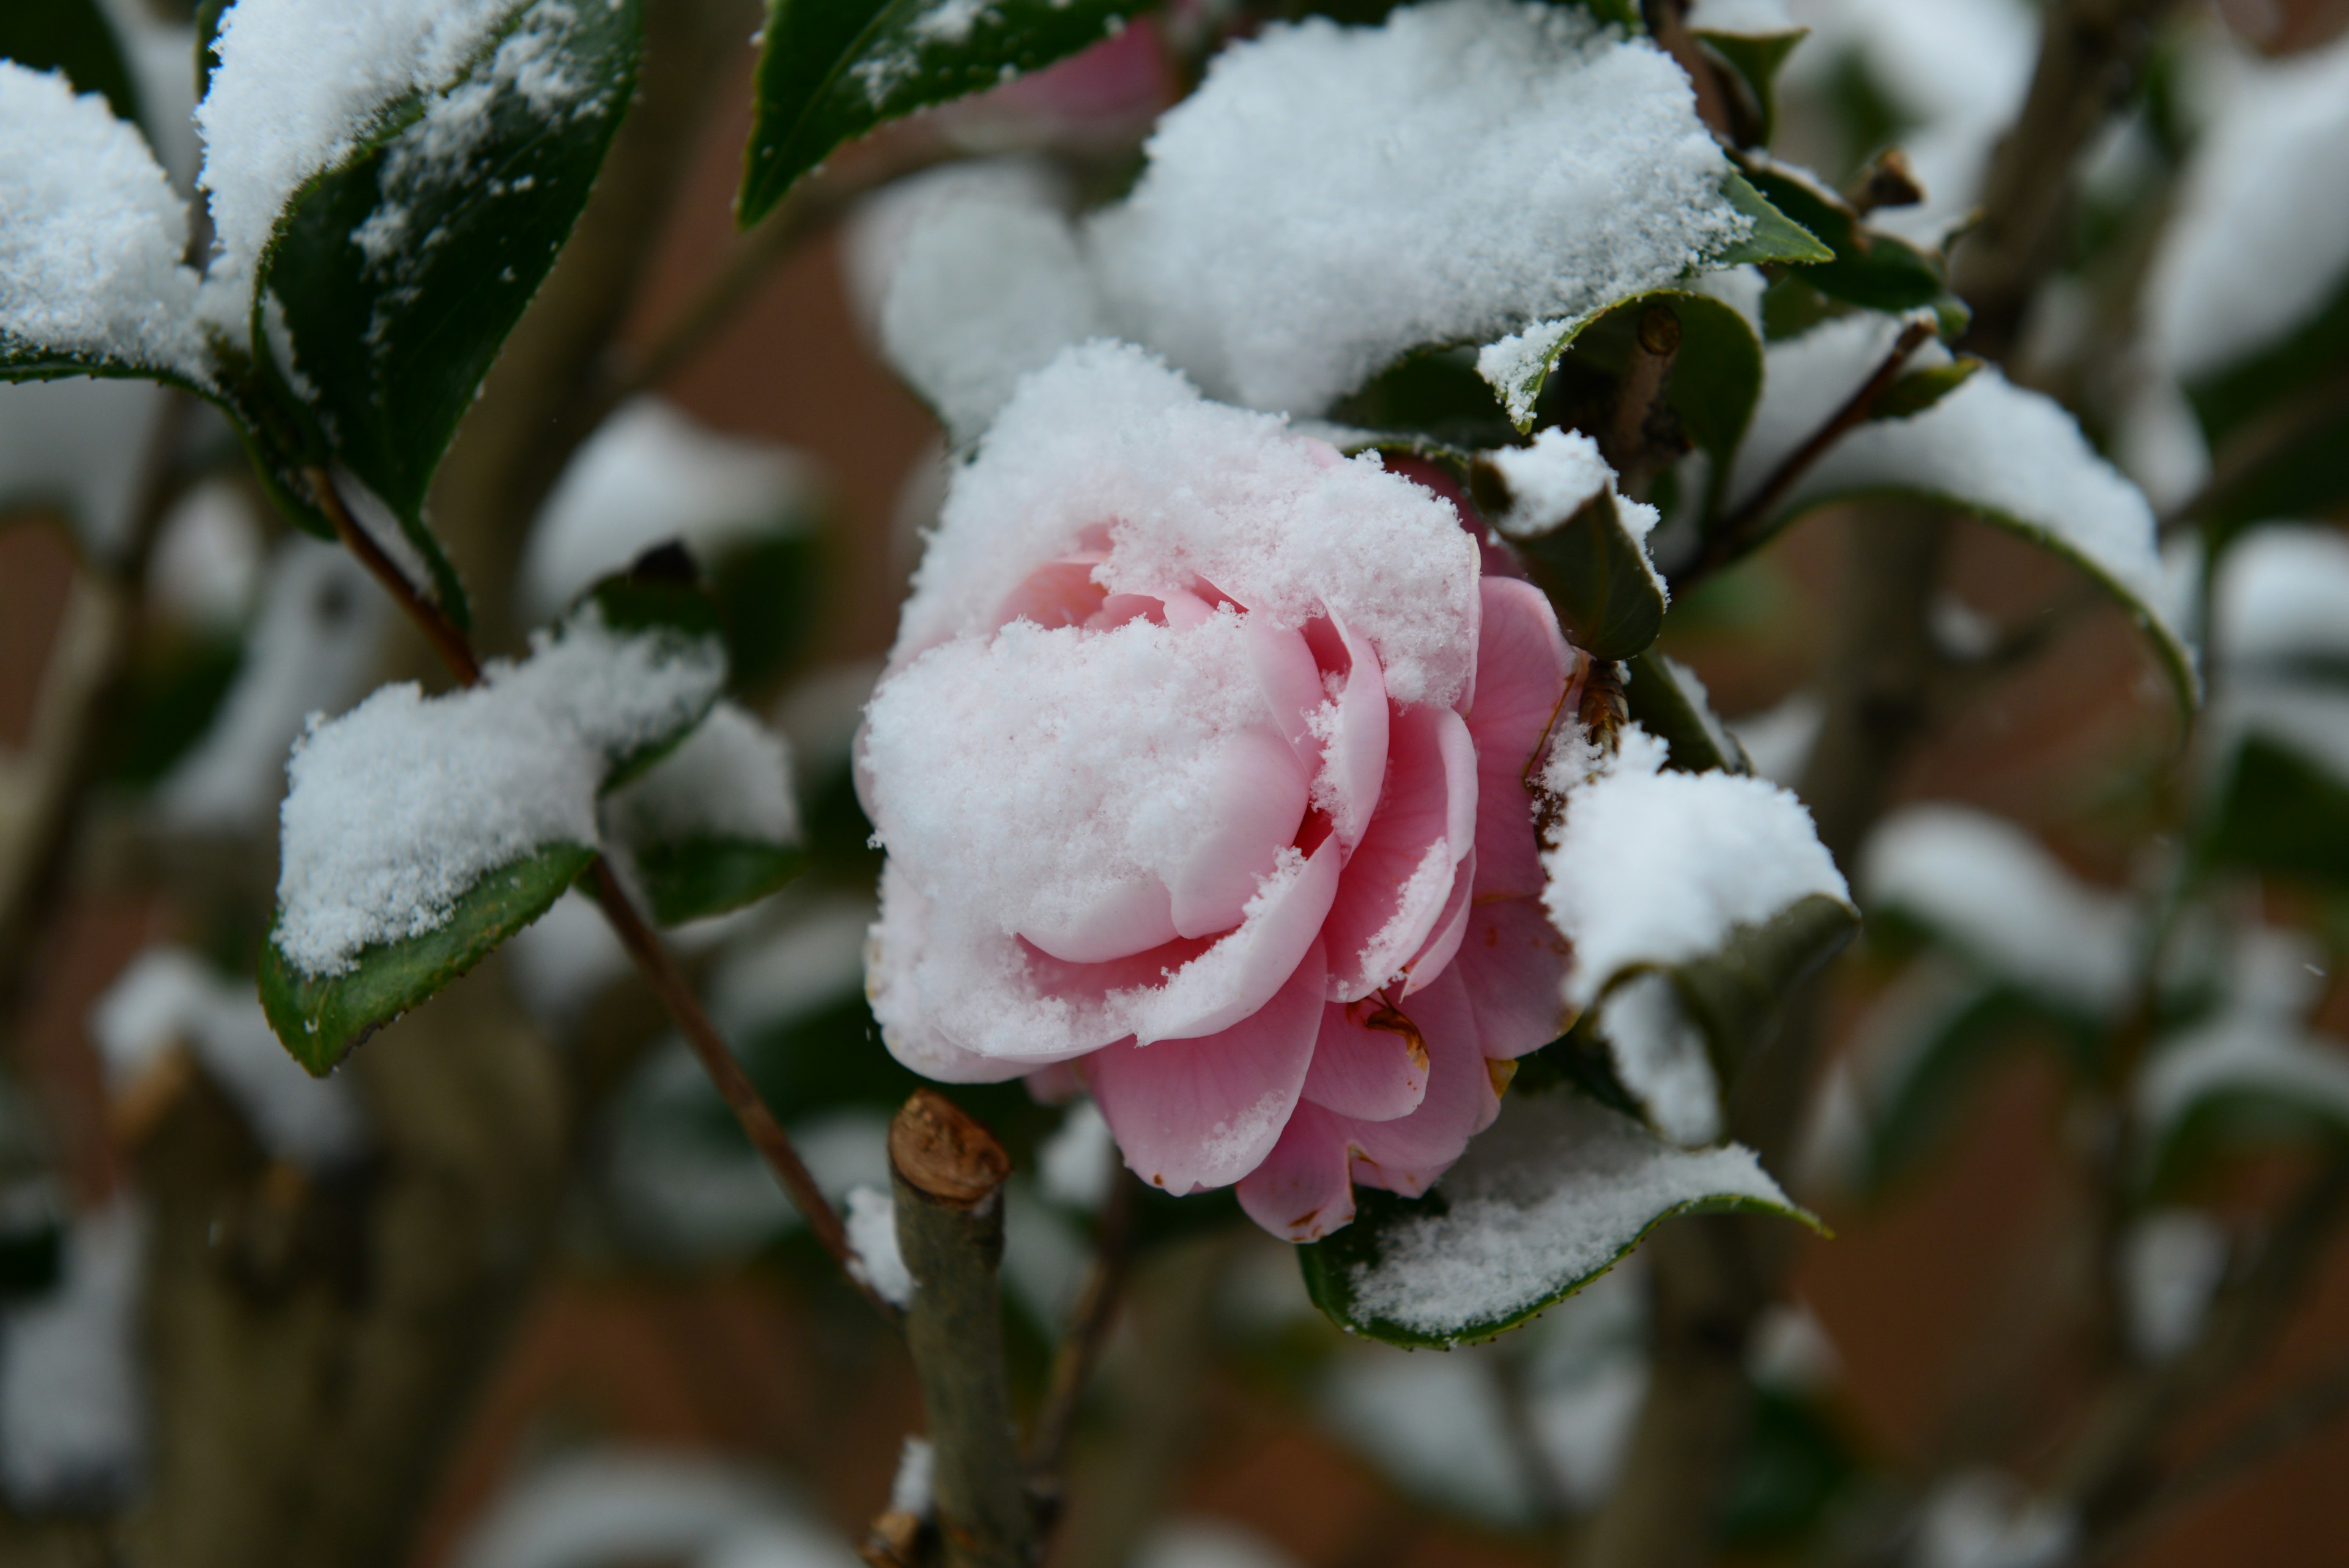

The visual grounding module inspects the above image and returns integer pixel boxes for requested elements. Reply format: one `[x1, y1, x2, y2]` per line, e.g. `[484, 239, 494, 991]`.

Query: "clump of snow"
[1600, 972, 1723, 1146]
[1344, 1091, 1795, 1341]
[1688, 0, 1797, 33]
[1772, 350, 2194, 692]
[1727, 688, 1823, 786]
[845, 1185, 914, 1307]
[273, 603, 723, 977]
[451, 1449, 863, 1568]
[149, 477, 264, 628]
[705, 896, 874, 1041]
[0, 1197, 147, 1512]
[887, 1437, 934, 1519]
[2121, 1209, 2227, 1362]
[1542, 729, 1849, 1011]
[0, 379, 171, 562]
[1726, 311, 1935, 509]
[1087, 0, 1750, 415]
[603, 702, 800, 852]
[2146, 35, 2349, 384]
[1483, 428, 1614, 533]
[847, 161, 1106, 443]
[1913, 1470, 2076, 1568]
[91, 947, 368, 1166]
[2212, 523, 2349, 671]
[160, 538, 386, 833]
[1135, 1522, 1299, 1568]
[1321, 1350, 1540, 1526]
[1038, 1099, 1116, 1210]
[890, 341, 1479, 704]
[195, 0, 518, 321]
[522, 399, 822, 620]
[1862, 805, 2137, 1017]
[0, 63, 205, 377]
[2137, 1012, 2349, 1149]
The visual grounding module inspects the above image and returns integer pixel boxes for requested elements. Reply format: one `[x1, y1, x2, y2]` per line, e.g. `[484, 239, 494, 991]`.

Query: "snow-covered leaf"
[1476, 283, 1767, 440]
[603, 702, 806, 926]
[1710, 170, 1834, 269]
[1872, 355, 1981, 421]
[1754, 338, 2197, 707]
[1474, 429, 1667, 661]
[1739, 161, 1966, 333]
[240, 0, 642, 623]
[1298, 1090, 1815, 1348]
[259, 593, 725, 1071]
[0, 61, 206, 384]
[0, 0, 142, 130]
[2137, 1013, 2349, 1192]
[1623, 651, 1751, 775]
[737, 0, 1153, 226]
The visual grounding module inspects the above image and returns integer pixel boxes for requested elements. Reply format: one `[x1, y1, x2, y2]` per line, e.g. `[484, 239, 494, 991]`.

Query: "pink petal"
[880, 1012, 1046, 1084]
[994, 554, 1107, 631]
[1168, 726, 1313, 938]
[1316, 614, 1389, 849]
[1302, 995, 1430, 1121]
[1398, 846, 1475, 996]
[1083, 940, 1328, 1193]
[1463, 578, 1575, 899]
[1324, 704, 1475, 1001]
[1249, 621, 1327, 772]
[1133, 831, 1343, 1043]
[1449, 896, 1573, 1059]
[1236, 1102, 1357, 1241]
[1345, 965, 1501, 1195]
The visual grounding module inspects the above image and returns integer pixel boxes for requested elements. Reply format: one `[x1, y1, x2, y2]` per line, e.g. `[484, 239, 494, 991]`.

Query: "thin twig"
[305, 469, 483, 687]
[307, 467, 889, 1320]
[1025, 1161, 1141, 1476]
[1675, 316, 1934, 590]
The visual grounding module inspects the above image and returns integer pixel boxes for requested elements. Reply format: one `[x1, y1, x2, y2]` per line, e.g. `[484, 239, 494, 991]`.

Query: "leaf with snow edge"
[0, 0, 141, 131]
[2137, 1016, 2349, 1194]
[578, 573, 730, 789]
[1739, 162, 1967, 336]
[1691, 21, 1805, 146]
[1710, 171, 1833, 270]
[601, 702, 807, 927]
[737, 0, 1157, 226]
[261, 840, 594, 1074]
[1329, 348, 1518, 457]
[1861, 804, 2138, 1024]
[1477, 284, 1767, 444]
[0, 62, 207, 385]
[1472, 432, 1666, 662]
[253, 0, 642, 625]
[1298, 1090, 1817, 1348]
[2201, 730, 2349, 894]
[1767, 365, 2199, 710]
[1873, 356, 1981, 422]
[1624, 651, 1751, 775]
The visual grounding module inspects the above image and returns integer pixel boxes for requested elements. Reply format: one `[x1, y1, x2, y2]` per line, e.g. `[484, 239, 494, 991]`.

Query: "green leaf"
[738, 0, 1158, 227]
[1666, 892, 1858, 1085]
[0, 0, 140, 129]
[1721, 1387, 1855, 1547]
[259, 842, 595, 1074]
[629, 839, 807, 927]
[1471, 458, 1666, 661]
[2138, 1019, 2349, 1194]
[2201, 730, 2349, 893]
[1710, 171, 1833, 269]
[1625, 650, 1751, 774]
[1693, 26, 1806, 147]
[1299, 1090, 1818, 1348]
[1474, 286, 1763, 457]
[1873, 355, 1982, 420]
[1738, 163, 1967, 335]
[578, 572, 730, 788]
[258, 0, 644, 628]
[1332, 347, 1520, 452]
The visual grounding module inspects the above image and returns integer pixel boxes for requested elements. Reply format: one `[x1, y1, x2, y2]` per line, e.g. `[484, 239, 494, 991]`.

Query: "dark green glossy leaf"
[2140, 1024, 2349, 1195]
[712, 533, 822, 693]
[1874, 355, 1981, 420]
[1740, 163, 1967, 335]
[259, 0, 644, 628]
[1476, 287, 1764, 459]
[1300, 1090, 1818, 1348]
[1666, 891, 1858, 1084]
[1721, 1388, 1855, 1547]
[738, 0, 1156, 226]
[0, 0, 141, 129]
[1710, 171, 1834, 269]
[195, 0, 229, 102]
[631, 838, 807, 927]
[2201, 730, 2349, 892]
[1331, 346, 1519, 452]
[260, 841, 596, 1074]
[1694, 26, 1806, 147]
[579, 573, 731, 787]
[1624, 650, 1751, 774]
[1472, 460, 1666, 661]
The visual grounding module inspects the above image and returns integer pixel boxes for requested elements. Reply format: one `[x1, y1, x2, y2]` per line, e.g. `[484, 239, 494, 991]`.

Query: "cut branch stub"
[889, 1091, 1038, 1568]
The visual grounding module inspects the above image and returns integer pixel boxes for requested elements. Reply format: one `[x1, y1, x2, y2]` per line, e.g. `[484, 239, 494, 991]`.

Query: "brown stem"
[1025, 1161, 1141, 1477]
[306, 463, 885, 1318]
[1677, 316, 1934, 590]
[891, 1091, 1041, 1568]
[305, 468, 484, 688]
[1603, 303, 1685, 499]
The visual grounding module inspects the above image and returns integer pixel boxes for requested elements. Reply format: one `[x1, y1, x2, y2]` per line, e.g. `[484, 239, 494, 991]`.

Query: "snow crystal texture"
[1087, 0, 1747, 415]
[0, 63, 204, 377]
[273, 606, 722, 977]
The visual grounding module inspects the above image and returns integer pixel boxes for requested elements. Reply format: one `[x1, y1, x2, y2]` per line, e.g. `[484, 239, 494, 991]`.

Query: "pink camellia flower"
[859, 341, 1583, 1239]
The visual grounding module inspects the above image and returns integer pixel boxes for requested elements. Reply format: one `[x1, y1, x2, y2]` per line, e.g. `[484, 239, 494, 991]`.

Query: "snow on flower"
[859, 342, 1585, 1239]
